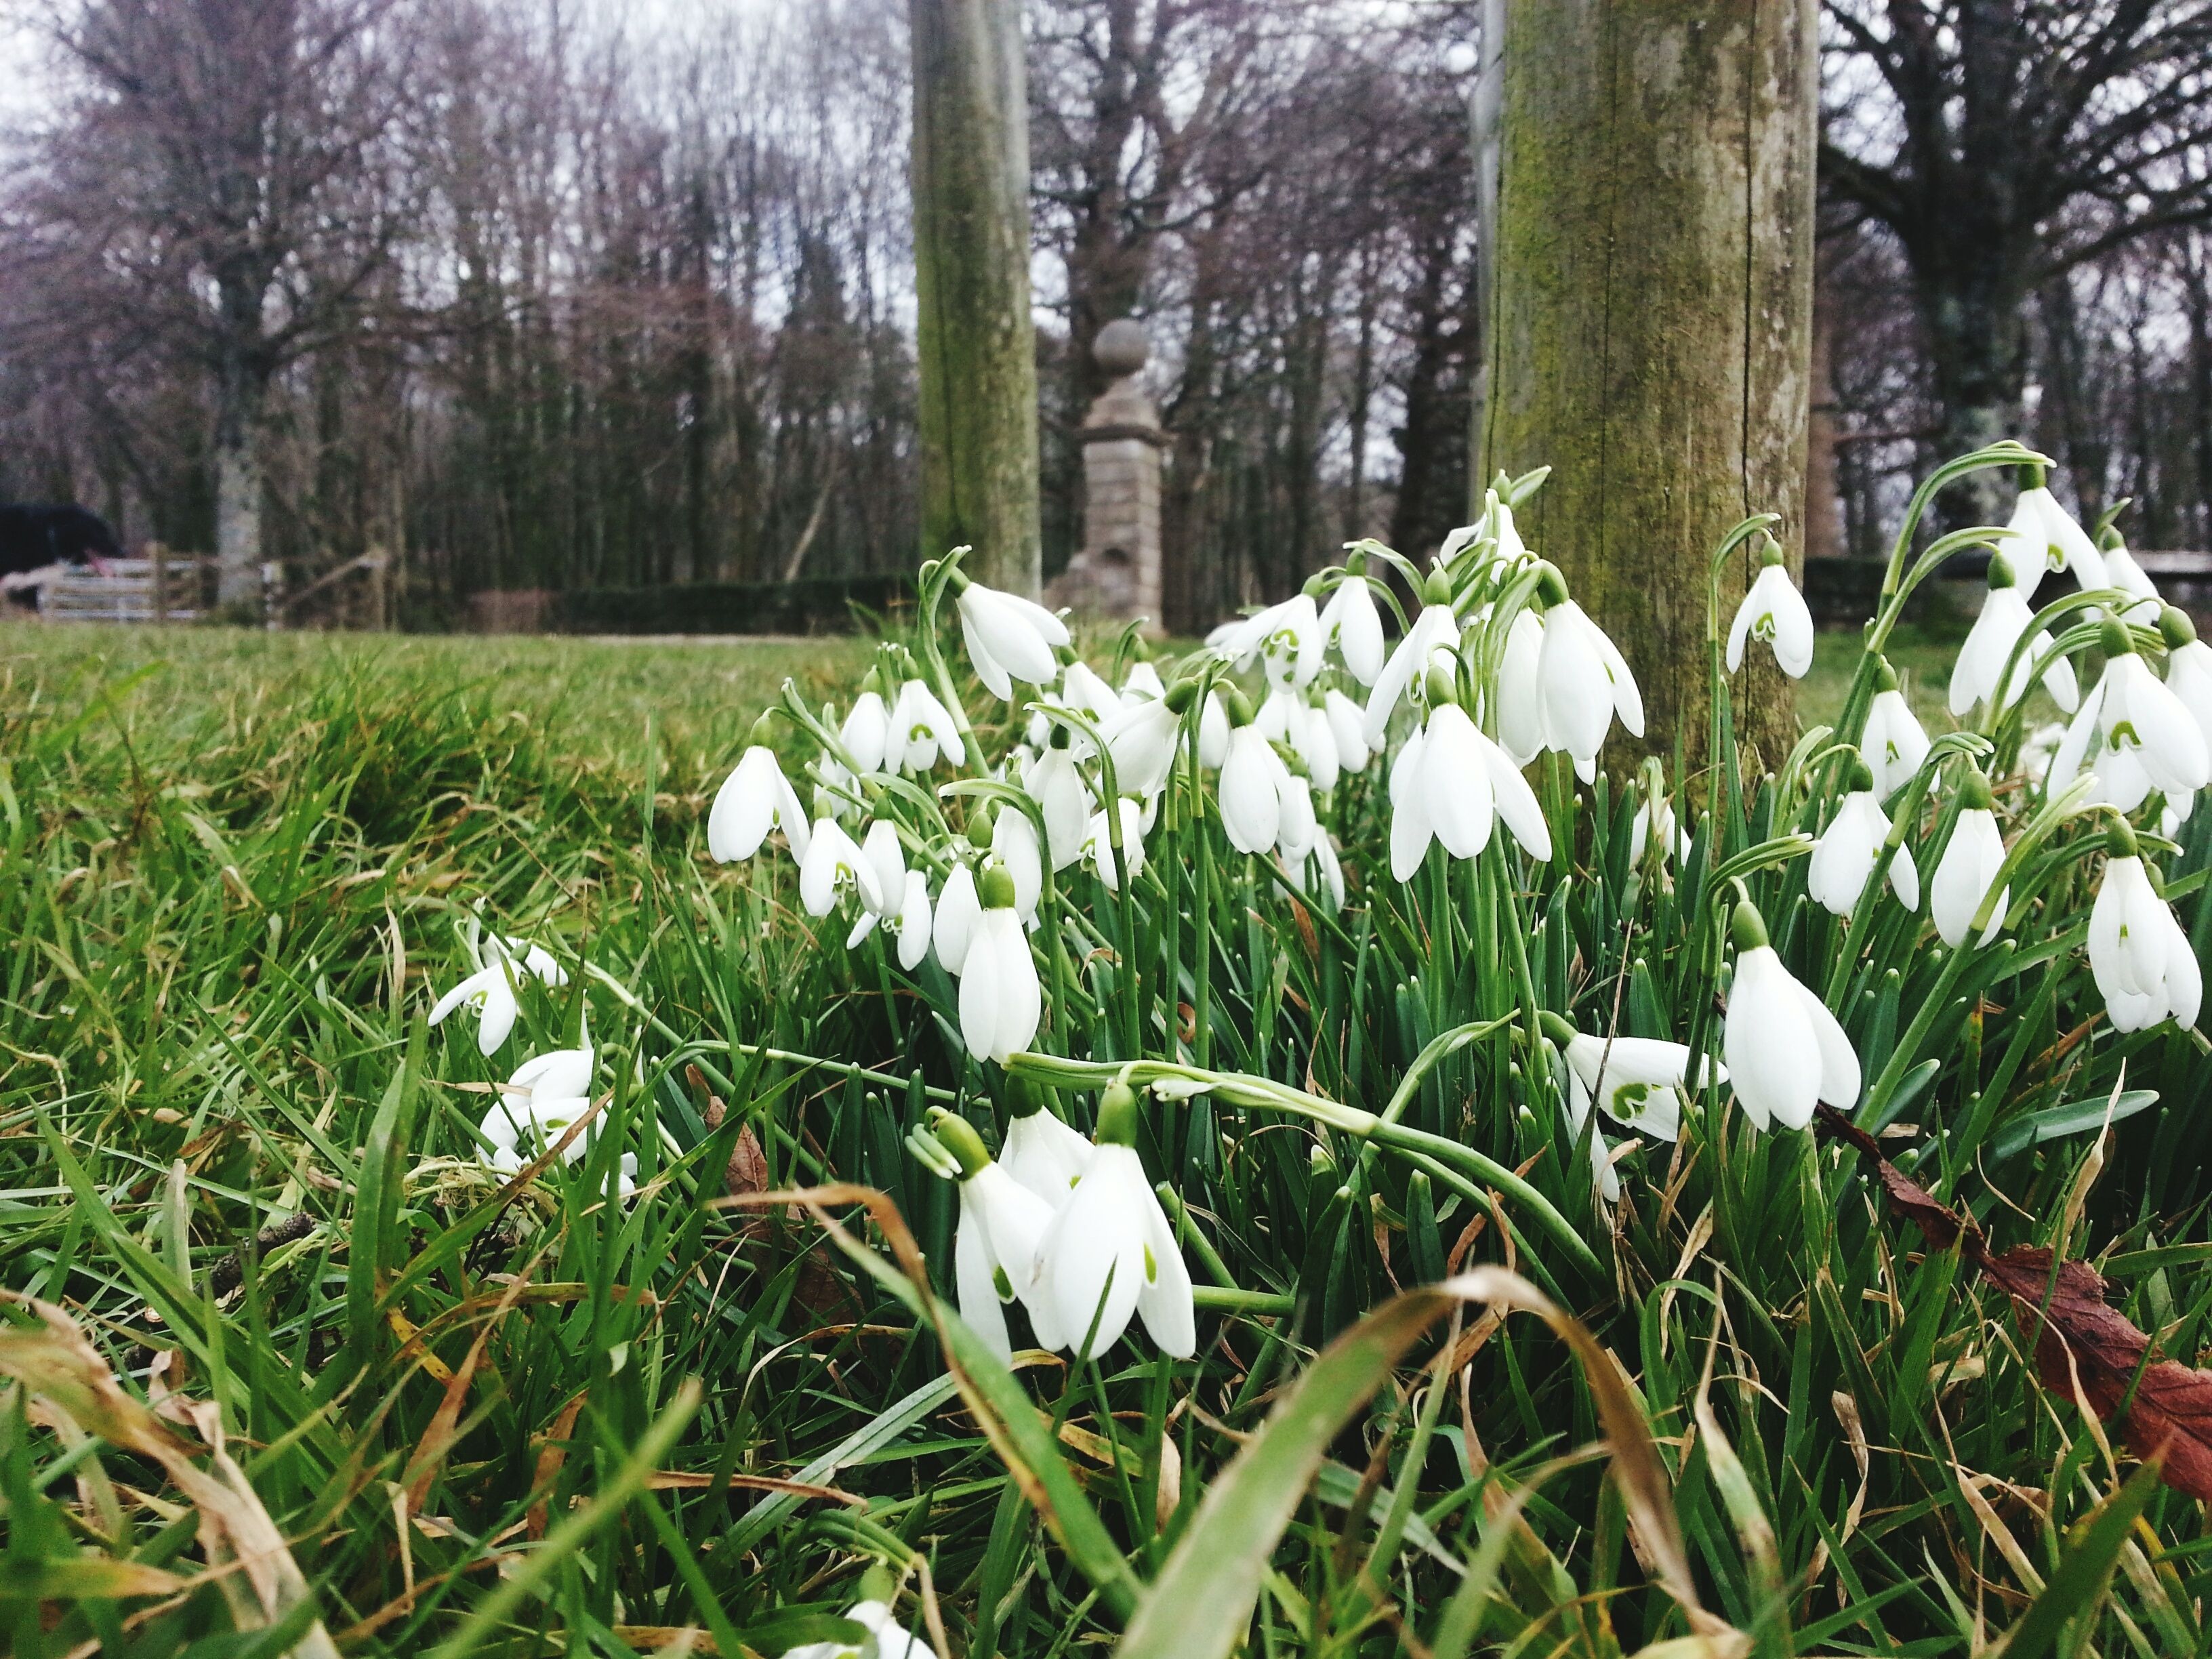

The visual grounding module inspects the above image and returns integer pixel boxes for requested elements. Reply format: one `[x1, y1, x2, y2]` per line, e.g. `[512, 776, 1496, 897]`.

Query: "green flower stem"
[914, 550, 992, 777]
[1155, 1179, 1242, 1288]
[1190, 1286, 1295, 1316]
[1004, 1051, 1604, 1281]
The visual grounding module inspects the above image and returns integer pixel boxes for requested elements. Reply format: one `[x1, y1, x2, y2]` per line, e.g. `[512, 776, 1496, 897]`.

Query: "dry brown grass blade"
[0, 1292, 341, 1658]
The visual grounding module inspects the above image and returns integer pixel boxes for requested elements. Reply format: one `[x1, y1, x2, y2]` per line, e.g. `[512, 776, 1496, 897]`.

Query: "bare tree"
[1823, 1, 2212, 522]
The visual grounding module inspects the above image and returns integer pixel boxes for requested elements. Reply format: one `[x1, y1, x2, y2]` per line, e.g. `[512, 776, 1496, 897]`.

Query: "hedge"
[552, 573, 914, 635]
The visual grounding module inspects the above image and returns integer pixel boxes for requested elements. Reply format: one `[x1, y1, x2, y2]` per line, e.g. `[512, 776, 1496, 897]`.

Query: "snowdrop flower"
[2020, 721, 2066, 785]
[958, 866, 1041, 1063]
[1023, 735, 1092, 871]
[2160, 607, 2212, 764]
[1627, 796, 1692, 867]
[1535, 580, 1644, 783]
[934, 1113, 1061, 1359]
[1996, 483, 2108, 594]
[1541, 1012, 1720, 1145]
[708, 722, 813, 864]
[1219, 699, 1299, 855]
[2090, 837, 2201, 1033]
[1949, 558, 2078, 716]
[1496, 607, 1545, 765]
[933, 860, 981, 976]
[1322, 689, 1372, 774]
[2048, 619, 2209, 813]
[1807, 758, 1919, 916]
[1198, 689, 1231, 769]
[1862, 659, 1931, 798]
[1121, 658, 1166, 704]
[1282, 828, 1346, 914]
[1318, 567, 1385, 685]
[1364, 573, 1461, 745]
[844, 823, 933, 968]
[888, 677, 963, 773]
[430, 933, 567, 1056]
[993, 806, 1043, 918]
[1388, 689, 1551, 879]
[1218, 591, 1325, 687]
[800, 813, 885, 919]
[1930, 769, 2009, 948]
[1723, 900, 1861, 1130]
[2100, 529, 2161, 622]
[1001, 1091, 1093, 1199]
[1105, 689, 1183, 798]
[1275, 773, 1319, 863]
[1059, 657, 1120, 722]
[1256, 684, 1339, 794]
[839, 680, 890, 773]
[480, 1044, 636, 1199]
[779, 1572, 937, 1659]
[1081, 798, 1147, 890]
[1031, 1081, 1195, 1359]
[956, 576, 1070, 701]
[1725, 540, 1814, 678]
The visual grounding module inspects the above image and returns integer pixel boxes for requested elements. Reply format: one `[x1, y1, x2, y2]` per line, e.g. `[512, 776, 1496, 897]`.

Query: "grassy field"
[3, 609, 2204, 1659]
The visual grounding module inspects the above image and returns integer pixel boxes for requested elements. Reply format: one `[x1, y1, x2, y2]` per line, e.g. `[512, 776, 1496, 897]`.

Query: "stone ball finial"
[1093, 318, 1149, 378]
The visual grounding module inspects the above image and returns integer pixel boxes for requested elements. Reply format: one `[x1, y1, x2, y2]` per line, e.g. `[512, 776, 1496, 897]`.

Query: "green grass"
[3, 610, 2209, 1659]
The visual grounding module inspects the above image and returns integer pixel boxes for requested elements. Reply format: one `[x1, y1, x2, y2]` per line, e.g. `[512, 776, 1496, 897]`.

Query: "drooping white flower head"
[429, 928, 569, 1056]
[1318, 567, 1386, 685]
[1103, 691, 1181, 799]
[1723, 901, 1861, 1130]
[1496, 607, 1545, 766]
[1198, 689, 1231, 769]
[933, 1113, 1061, 1360]
[1364, 574, 1461, 745]
[1255, 684, 1340, 795]
[839, 683, 890, 773]
[1725, 544, 1814, 678]
[1001, 1097, 1094, 1201]
[2047, 619, 2210, 813]
[1930, 769, 2009, 948]
[956, 577, 1070, 701]
[708, 728, 813, 865]
[2089, 844, 2202, 1033]
[1281, 830, 1347, 914]
[1807, 758, 1919, 918]
[2161, 607, 2212, 758]
[1627, 796, 1692, 868]
[1545, 1013, 1723, 1145]
[1120, 659, 1166, 705]
[1023, 737, 1093, 872]
[479, 1042, 637, 1199]
[1535, 583, 1643, 783]
[1081, 797, 1148, 890]
[1949, 558, 2078, 716]
[1995, 483, 2108, 594]
[957, 865, 1042, 1064]
[799, 813, 886, 920]
[2100, 531, 2162, 622]
[1031, 1081, 1195, 1359]
[1861, 659, 1931, 799]
[1322, 689, 1372, 775]
[1217, 590, 1326, 689]
[933, 861, 981, 977]
[1388, 690, 1551, 880]
[992, 805, 1043, 919]
[779, 1580, 939, 1659]
[888, 678, 964, 773]
[1058, 657, 1120, 724]
[1219, 699, 1299, 855]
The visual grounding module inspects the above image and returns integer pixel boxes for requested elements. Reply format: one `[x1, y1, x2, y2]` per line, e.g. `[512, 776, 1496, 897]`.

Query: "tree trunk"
[213, 323, 268, 607]
[1919, 257, 2034, 529]
[1484, 0, 1816, 776]
[909, 0, 1042, 594]
[1803, 252, 1843, 564]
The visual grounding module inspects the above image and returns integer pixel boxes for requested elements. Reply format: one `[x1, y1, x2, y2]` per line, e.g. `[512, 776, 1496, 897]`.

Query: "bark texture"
[910, 0, 1042, 594]
[1484, 0, 1816, 776]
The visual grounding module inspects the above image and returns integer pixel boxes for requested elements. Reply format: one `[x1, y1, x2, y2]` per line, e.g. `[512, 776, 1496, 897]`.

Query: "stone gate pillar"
[1046, 319, 1167, 632]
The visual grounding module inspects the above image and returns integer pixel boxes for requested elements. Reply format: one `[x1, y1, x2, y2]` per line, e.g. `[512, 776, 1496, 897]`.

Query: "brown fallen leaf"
[1816, 1105, 2212, 1501]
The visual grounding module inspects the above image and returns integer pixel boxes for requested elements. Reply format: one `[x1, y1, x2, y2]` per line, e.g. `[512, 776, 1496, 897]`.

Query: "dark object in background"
[0, 502, 125, 606]
[548, 574, 914, 636]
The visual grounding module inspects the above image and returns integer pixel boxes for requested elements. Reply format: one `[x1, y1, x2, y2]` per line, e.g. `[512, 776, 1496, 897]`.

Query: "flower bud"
[2109, 819, 2140, 859]
[1225, 685, 1256, 727]
[1875, 656, 1898, 693]
[967, 804, 995, 851]
[1164, 677, 1200, 714]
[748, 711, 778, 747]
[1536, 1009, 1577, 1047]
[2098, 617, 2135, 658]
[2160, 605, 2197, 651]
[1986, 557, 2016, 591]
[1534, 563, 1570, 608]
[1959, 765, 1995, 811]
[1423, 567, 1455, 607]
[1757, 535, 1786, 569]
[1845, 754, 1875, 794]
[1423, 660, 1459, 710]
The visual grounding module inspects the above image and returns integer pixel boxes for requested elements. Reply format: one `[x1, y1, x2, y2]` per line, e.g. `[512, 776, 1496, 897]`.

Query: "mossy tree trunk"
[1483, 0, 1816, 777]
[910, 0, 1042, 594]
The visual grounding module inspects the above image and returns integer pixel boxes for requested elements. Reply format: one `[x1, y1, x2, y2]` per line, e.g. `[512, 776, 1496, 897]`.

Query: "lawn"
[2, 602, 2204, 1659]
